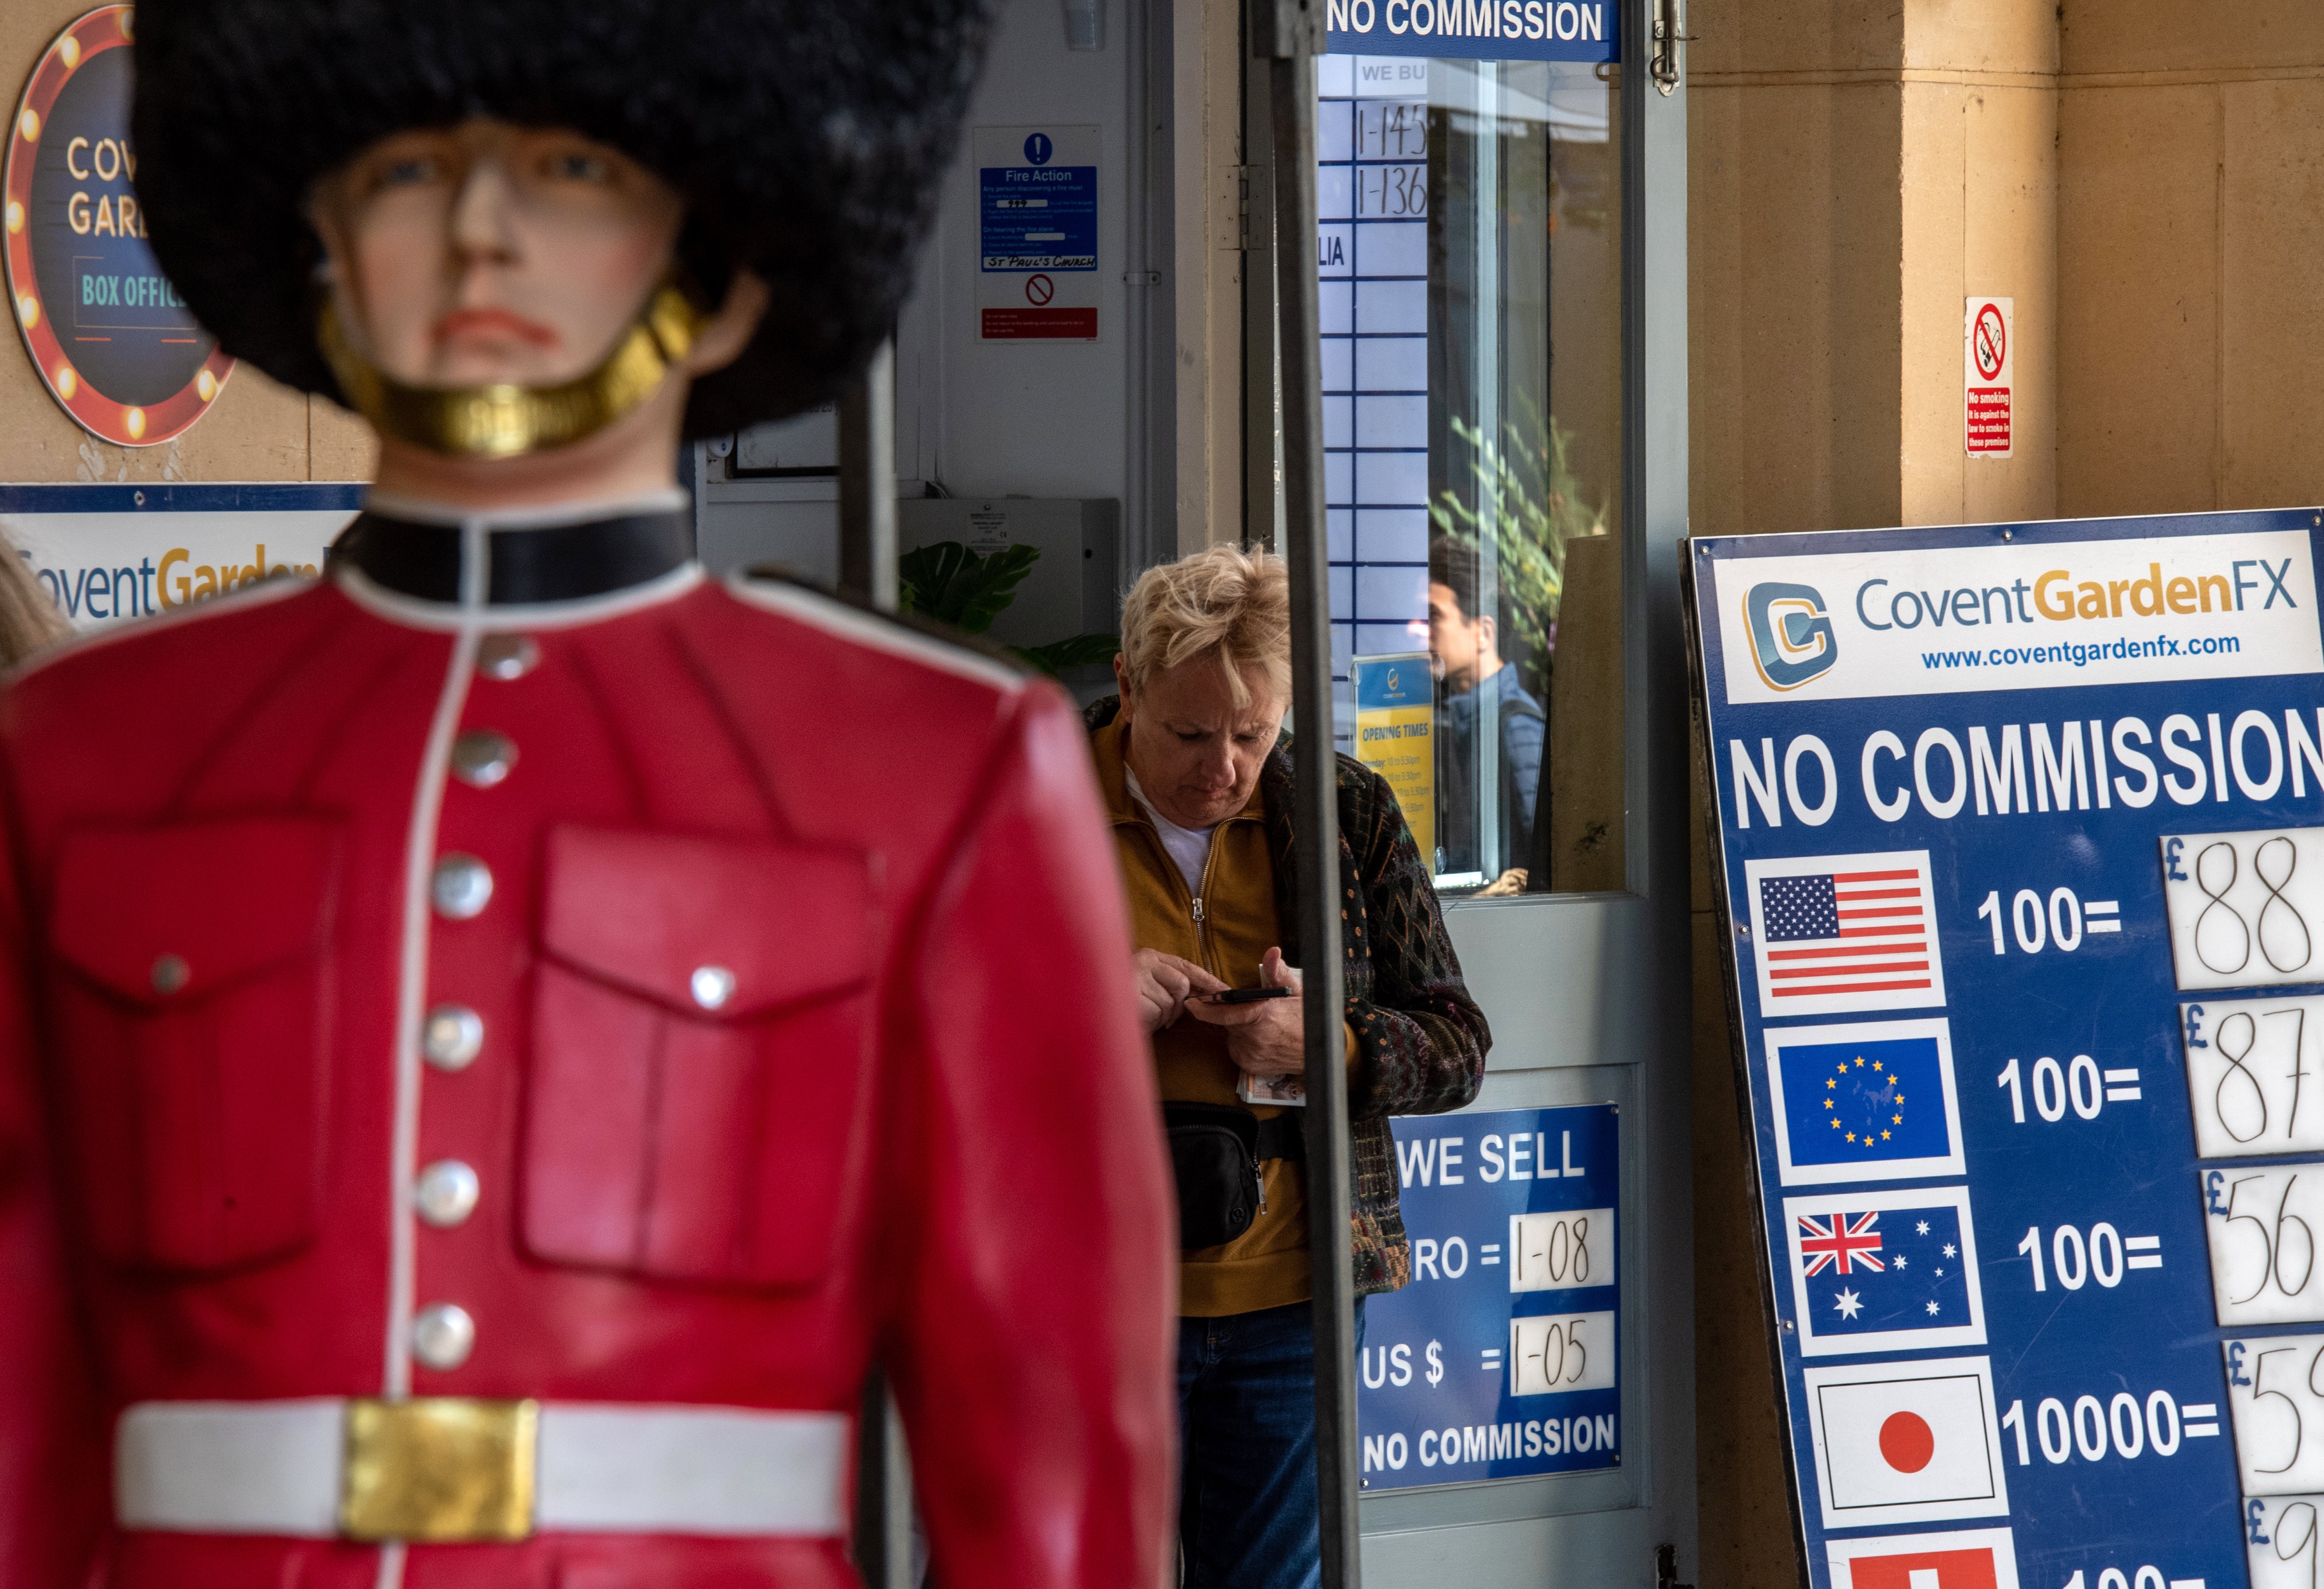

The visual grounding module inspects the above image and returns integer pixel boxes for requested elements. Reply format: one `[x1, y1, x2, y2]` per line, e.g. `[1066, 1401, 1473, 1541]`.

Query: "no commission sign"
[4, 8, 232, 446]
[1325, 0, 1617, 63]
[1690, 508, 2324, 1589]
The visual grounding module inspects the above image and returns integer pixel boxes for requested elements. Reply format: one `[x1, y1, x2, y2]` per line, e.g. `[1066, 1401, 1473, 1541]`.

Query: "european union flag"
[1796, 1201, 1974, 1341]
[1778, 1035, 1951, 1170]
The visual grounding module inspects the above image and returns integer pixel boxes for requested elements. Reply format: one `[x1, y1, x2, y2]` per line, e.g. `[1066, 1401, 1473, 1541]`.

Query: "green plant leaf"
[1009, 632, 1121, 677]
[1427, 395, 1608, 700]
[894, 540, 1042, 634]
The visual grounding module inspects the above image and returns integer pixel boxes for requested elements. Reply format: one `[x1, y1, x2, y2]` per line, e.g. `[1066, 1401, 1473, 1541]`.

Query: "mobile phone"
[1208, 986, 1292, 1004]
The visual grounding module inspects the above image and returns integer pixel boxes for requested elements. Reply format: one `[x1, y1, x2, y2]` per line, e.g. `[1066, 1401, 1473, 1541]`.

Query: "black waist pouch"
[1162, 1101, 1307, 1252]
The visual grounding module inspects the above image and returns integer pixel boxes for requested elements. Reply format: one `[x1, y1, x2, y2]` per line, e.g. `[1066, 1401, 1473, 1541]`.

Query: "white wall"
[701, 0, 1176, 580]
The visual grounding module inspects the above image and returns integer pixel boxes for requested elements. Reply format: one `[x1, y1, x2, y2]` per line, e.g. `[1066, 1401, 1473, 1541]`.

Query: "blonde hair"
[1118, 542, 1291, 709]
[0, 533, 68, 666]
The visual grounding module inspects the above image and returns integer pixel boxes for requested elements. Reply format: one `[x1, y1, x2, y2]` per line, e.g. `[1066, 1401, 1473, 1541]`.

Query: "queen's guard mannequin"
[0, 4, 1175, 1586]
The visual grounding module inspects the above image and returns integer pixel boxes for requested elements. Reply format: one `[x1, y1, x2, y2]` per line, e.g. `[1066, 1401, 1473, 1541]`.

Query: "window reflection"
[1427, 536, 1544, 881]
[1322, 52, 1623, 896]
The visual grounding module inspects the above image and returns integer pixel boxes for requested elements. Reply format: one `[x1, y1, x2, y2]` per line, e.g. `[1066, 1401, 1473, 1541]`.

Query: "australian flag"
[1777, 1033, 1952, 1170]
[1798, 1202, 1972, 1342]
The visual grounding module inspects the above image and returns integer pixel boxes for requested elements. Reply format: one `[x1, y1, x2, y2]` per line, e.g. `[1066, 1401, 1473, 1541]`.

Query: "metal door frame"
[839, 0, 1692, 1569]
[1245, 0, 1694, 1580]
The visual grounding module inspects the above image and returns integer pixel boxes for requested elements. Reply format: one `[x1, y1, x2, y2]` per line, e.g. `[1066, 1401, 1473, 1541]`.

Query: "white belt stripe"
[115, 1400, 850, 1539]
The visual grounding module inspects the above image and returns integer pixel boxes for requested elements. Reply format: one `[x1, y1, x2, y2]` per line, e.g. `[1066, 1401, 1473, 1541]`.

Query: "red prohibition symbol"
[1972, 303, 2007, 382]
[1025, 273, 1055, 307]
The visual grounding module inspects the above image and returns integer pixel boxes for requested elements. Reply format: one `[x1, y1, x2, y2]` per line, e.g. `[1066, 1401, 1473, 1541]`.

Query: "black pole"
[852, 1370, 912, 1589]
[839, 340, 898, 612]
[1255, 4, 1360, 1585]
[840, 341, 909, 1589]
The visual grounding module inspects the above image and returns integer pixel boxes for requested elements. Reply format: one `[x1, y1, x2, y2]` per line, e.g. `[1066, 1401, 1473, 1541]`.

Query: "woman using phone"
[1086, 543, 1489, 1589]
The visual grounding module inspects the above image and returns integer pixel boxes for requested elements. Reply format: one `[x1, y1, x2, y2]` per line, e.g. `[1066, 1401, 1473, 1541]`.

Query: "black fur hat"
[131, 0, 992, 436]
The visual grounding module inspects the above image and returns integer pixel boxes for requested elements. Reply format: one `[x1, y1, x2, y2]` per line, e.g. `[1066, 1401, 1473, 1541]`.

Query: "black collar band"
[329, 503, 694, 606]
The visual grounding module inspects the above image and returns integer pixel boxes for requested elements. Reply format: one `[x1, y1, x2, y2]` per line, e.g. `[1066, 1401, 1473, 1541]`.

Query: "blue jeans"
[1176, 1300, 1366, 1589]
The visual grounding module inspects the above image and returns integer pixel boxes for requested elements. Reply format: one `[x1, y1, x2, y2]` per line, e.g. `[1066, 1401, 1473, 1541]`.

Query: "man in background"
[1428, 536, 1544, 888]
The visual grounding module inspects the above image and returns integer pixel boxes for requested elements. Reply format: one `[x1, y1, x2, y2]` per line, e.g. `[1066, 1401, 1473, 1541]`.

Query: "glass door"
[1318, 48, 1626, 898]
[1287, 4, 1695, 1582]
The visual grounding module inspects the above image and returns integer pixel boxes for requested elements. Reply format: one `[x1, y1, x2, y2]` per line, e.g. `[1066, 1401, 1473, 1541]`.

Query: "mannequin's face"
[309, 119, 685, 388]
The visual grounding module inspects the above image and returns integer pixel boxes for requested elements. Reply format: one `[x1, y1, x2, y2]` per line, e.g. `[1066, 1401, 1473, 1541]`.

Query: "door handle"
[1651, 0, 1689, 95]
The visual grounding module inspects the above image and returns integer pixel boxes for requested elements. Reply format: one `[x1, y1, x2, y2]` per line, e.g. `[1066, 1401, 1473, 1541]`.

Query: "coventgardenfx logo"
[1745, 581, 1838, 690]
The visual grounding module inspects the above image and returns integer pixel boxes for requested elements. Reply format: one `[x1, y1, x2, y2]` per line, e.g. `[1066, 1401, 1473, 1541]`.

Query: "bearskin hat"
[131, 0, 993, 437]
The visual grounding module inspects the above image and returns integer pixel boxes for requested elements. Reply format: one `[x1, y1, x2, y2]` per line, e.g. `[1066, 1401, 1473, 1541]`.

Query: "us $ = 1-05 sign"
[4, 7, 233, 446]
[1690, 507, 2324, 1589]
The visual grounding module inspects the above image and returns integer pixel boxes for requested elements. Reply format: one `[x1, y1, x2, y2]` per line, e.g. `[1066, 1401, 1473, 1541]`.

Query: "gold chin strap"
[318, 285, 707, 459]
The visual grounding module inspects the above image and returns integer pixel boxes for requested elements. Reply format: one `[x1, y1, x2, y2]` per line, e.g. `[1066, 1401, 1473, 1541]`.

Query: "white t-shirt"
[1124, 767, 1216, 896]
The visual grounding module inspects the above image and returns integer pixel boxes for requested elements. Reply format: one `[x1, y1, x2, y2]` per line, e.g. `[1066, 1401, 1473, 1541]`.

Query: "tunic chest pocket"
[522, 826, 878, 1290]
[47, 817, 345, 1274]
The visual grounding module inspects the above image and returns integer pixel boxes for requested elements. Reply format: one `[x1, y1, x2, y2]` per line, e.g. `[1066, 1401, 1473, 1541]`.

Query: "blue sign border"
[0, 483, 365, 515]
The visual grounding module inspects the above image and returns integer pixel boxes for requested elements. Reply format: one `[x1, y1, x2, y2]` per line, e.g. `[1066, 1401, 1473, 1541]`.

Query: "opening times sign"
[1690, 508, 2324, 1589]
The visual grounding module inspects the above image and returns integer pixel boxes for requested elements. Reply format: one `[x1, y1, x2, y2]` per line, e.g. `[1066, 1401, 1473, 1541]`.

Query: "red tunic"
[0, 553, 1174, 1589]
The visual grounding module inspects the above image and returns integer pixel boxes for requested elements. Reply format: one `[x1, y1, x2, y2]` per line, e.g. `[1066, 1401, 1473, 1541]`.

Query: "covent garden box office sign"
[7, 5, 231, 445]
[0, 8, 348, 628]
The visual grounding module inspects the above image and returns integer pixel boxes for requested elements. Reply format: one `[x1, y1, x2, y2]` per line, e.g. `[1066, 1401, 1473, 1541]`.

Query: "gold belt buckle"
[340, 1397, 540, 1543]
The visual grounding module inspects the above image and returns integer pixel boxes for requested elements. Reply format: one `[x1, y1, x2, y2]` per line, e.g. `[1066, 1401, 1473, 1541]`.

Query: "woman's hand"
[1132, 948, 1227, 1032]
[1183, 946, 1305, 1077]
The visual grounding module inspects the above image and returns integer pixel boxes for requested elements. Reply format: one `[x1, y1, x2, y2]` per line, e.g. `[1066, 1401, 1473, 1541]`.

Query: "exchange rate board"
[1690, 509, 2324, 1589]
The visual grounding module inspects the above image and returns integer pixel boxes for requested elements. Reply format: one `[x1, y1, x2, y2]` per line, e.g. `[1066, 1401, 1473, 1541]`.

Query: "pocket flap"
[50, 817, 345, 1006]
[540, 826, 874, 1019]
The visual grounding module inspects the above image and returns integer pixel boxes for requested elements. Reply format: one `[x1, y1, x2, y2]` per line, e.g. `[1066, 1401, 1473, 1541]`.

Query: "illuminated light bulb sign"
[4, 7, 232, 447]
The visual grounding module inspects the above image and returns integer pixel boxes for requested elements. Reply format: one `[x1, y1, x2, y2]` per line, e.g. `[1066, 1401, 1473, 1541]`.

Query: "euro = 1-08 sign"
[4, 8, 231, 446]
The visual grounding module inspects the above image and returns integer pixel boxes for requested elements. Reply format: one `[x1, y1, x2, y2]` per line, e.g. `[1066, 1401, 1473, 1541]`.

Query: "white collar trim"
[359, 486, 692, 531]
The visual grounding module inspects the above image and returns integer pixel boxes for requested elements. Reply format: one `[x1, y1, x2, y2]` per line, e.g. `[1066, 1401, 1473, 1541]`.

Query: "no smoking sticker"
[1964, 297, 2013, 457]
[1971, 304, 2006, 381]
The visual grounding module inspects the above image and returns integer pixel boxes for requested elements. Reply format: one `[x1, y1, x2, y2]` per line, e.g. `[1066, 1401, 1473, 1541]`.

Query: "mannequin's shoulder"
[709, 568, 1033, 698]
[6, 571, 331, 706]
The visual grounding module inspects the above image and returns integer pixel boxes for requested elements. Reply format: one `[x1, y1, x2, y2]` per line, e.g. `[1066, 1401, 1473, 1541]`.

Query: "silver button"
[423, 1004, 484, 1071]
[476, 634, 539, 681]
[431, 854, 493, 920]
[150, 953, 189, 995]
[411, 1302, 476, 1370]
[450, 729, 517, 789]
[414, 1160, 481, 1228]
[690, 965, 737, 1010]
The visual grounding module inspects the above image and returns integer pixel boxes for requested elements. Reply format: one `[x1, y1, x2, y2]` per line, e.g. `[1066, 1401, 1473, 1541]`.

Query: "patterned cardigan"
[1085, 698, 1490, 1295]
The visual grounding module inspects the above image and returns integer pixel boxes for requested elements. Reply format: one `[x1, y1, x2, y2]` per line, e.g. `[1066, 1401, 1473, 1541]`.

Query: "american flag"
[1798, 1210, 1885, 1276]
[1746, 853, 1945, 1016]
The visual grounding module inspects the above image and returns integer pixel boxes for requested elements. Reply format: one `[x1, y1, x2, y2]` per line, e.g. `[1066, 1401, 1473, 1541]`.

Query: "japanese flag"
[1827, 1526, 2021, 1589]
[1803, 1357, 2010, 1529]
